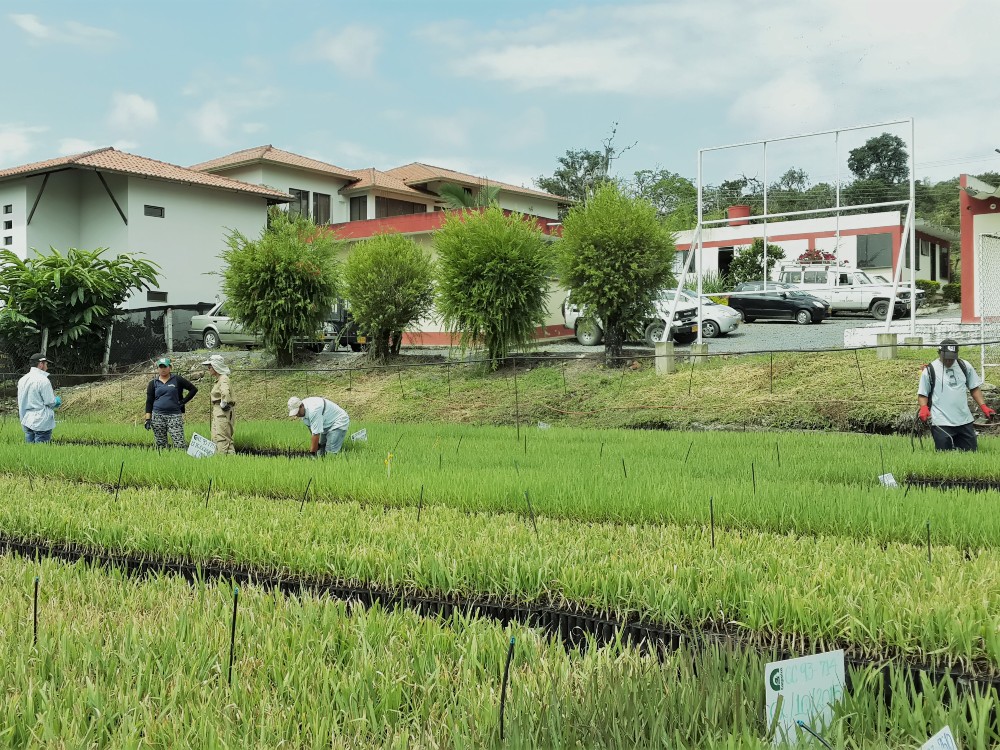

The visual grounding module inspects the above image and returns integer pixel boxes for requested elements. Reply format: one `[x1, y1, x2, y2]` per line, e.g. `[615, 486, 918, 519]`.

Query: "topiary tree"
[221, 208, 341, 364]
[557, 182, 675, 364]
[728, 238, 786, 285]
[434, 206, 552, 368]
[343, 233, 435, 362]
[0, 247, 160, 372]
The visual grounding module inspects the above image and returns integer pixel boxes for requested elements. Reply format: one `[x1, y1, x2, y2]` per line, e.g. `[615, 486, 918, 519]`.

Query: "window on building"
[144, 205, 165, 218]
[350, 195, 367, 221]
[919, 238, 931, 256]
[375, 196, 425, 218]
[3, 221, 10, 230]
[288, 188, 309, 219]
[2, 205, 11, 214]
[856, 233, 892, 269]
[313, 193, 331, 225]
[3, 236, 12, 246]
[147, 290, 168, 303]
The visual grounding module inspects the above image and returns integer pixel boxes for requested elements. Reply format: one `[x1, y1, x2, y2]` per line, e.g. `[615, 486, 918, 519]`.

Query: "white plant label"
[187, 432, 217, 459]
[350, 428, 368, 442]
[878, 473, 898, 488]
[765, 650, 845, 746]
[537, 422, 551, 430]
[921, 727, 959, 750]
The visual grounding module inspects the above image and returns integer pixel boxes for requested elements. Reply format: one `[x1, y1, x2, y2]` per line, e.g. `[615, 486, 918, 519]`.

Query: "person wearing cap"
[918, 338, 995, 451]
[203, 354, 235, 455]
[287, 396, 349, 457]
[17, 353, 61, 443]
[143, 357, 198, 450]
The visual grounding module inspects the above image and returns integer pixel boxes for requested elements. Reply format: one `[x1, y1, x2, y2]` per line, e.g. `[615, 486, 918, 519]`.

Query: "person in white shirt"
[287, 395, 350, 457]
[918, 339, 995, 451]
[17, 352, 61, 443]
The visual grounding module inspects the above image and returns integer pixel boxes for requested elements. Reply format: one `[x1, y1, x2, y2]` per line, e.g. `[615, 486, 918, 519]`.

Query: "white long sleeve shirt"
[17, 367, 56, 432]
[300, 397, 349, 435]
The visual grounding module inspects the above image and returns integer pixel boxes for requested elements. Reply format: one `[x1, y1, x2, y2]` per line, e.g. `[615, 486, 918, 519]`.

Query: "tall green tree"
[629, 168, 698, 230]
[557, 182, 675, 364]
[848, 133, 909, 184]
[344, 234, 435, 362]
[535, 123, 635, 211]
[434, 206, 551, 368]
[221, 208, 341, 364]
[0, 247, 159, 371]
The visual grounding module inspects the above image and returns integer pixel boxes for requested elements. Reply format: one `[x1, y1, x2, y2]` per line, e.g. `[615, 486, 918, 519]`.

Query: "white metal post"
[762, 141, 768, 289]
[908, 118, 917, 335]
[696, 149, 704, 344]
[835, 132, 841, 252]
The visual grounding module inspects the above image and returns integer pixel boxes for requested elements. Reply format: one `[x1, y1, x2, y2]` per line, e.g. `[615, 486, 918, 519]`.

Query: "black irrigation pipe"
[3, 533, 1000, 700]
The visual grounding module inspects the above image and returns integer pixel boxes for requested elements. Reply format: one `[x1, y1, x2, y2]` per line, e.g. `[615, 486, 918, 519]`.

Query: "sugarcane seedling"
[227, 586, 239, 686]
[684, 440, 693, 464]
[499, 636, 516, 741]
[205, 478, 213, 508]
[523, 490, 539, 541]
[114, 461, 124, 501]
[33, 575, 39, 646]
[299, 478, 312, 512]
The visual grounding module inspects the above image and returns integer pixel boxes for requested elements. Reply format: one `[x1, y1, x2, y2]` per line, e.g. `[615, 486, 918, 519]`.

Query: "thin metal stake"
[447, 364, 451, 397]
[796, 721, 833, 750]
[710, 497, 715, 549]
[398, 369, 404, 398]
[114, 461, 124, 502]
[33, 576, 39, 646]
[561, 361, 567, 395]
[599, 441, 604, 459]
[299, 477, 312, 512]
[687, 357, 695, 396]
[513, 360, 520, 441]
[227, 587, 239, 686]
[523, 434, 527, 455]
[775, 442, 780, 467]
[618, 365, 627, 394]
[926, 521, 931, 564]
[205, 478, 213, 508]
[684, 440, 693, 464]
[751, 462, 756, 495]
[417, 485, 424, 522]
[769, 352, 773, 393]
[854, 349, 866, 390]
[523, 490, 539, 540]
[393, 434, 404, 453]
[879, 444, 885, 479]
[456, 435, 463, 454]
[621, 457, 627, 479]
[499, 636, 516, 741]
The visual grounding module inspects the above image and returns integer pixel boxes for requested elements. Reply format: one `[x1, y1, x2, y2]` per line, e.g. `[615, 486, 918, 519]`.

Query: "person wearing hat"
[287, 396, 349, 457]
[203, 354, 235, 455]
[918, 338, 995, 451]
[143, 357, 198, 450]
[17, 353, 61, 443]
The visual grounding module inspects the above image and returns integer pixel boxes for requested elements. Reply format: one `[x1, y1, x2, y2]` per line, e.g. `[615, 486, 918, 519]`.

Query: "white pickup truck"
[776, 264, 924, 319]
[562, 292, 699, 346]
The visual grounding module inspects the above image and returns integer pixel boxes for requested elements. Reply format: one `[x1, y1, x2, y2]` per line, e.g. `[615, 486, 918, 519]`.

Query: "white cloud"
[108, 93, 158, 131]
[0, 124, 46, 165]
[242, 122, 266, 135]
[729, 71, 836, 136]
[190, 100, 231, 148]
[310, 25, 380, 75]
[57, 138, 98, 155]
[9, 13, 116, 45]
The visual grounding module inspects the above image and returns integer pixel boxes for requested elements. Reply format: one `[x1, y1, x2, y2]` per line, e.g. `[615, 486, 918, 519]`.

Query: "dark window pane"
[313, 193, 331, 225]
[857, 233, 892, 269]
[350, 195, 367, 221]
[289, 188, 309, 219]
[144, 205, 165, 218]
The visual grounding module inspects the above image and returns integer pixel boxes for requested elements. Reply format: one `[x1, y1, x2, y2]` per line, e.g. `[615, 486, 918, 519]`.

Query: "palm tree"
[437, 182, 501, 210]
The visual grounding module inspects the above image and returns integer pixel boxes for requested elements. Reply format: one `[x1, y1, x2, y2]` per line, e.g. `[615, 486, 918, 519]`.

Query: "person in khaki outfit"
[202, 354, 235, 455]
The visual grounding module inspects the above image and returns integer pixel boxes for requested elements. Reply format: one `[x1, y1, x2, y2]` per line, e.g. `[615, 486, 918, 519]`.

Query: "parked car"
[776, 263, 923, 319]
[562, 292, 699, 346]
[189, 300, 358, 351]
[728, 282, 831, 324]
[657, 289, 742, 339]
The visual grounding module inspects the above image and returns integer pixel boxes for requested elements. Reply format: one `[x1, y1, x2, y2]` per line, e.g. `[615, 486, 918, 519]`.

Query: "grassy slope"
[57, 348, 945, 432]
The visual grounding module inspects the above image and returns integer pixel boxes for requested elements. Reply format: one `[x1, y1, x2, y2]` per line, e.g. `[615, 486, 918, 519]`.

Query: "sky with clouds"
[3, 0, 999, 190]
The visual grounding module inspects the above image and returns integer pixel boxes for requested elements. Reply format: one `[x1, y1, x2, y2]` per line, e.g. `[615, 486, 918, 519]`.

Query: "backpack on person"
[921, 358, 970, 407]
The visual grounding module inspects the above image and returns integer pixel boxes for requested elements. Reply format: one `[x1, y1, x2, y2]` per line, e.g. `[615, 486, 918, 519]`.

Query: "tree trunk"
[603, 315, 624, 367]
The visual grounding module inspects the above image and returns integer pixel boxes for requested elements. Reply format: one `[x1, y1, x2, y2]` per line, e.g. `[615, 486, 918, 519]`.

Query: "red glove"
[982, 405, 996, 420]
[918, 405, 931, 422]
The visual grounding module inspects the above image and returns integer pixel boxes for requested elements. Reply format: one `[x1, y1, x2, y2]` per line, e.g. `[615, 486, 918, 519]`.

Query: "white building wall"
[0, 182, 27, 258]
[125, 178, 269, 308]
[78, 171, 129, 258]
[24, 171, 81, 257]
[496, 191, 561, 220]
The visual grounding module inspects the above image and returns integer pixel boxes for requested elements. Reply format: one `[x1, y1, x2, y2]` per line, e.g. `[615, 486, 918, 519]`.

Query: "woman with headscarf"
[202, 354, 236, 455]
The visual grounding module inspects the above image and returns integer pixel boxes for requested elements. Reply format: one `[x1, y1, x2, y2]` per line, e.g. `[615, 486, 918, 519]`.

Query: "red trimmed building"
[958, 175, 1000, 323]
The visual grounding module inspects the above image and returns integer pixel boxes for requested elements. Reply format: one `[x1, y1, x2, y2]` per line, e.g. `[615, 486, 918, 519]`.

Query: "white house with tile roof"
[0, 147, 290, 310]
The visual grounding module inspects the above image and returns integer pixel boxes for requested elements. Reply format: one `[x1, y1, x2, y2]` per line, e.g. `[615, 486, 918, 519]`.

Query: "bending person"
[287, 395, 349, 458]
[203, 354, 235, 455]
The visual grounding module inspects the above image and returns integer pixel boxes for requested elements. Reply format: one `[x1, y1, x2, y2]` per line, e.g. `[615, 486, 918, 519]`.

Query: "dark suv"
[728, 282, 831, 325]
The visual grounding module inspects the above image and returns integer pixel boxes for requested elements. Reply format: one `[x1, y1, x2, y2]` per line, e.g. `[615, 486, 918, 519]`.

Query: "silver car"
[189, 301, 337, 351]
[657, 289, 742, 338]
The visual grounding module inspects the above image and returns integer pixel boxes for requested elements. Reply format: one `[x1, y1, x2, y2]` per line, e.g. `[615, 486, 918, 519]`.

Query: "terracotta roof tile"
[190, 145, 358, 181]
[0, 147, 291, 200]
[340, 167, 439, 200]
[385, 162, 570, 202]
